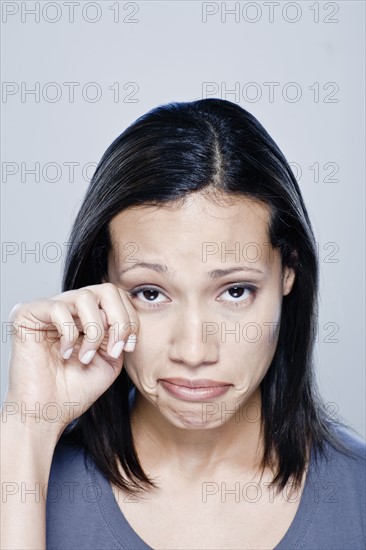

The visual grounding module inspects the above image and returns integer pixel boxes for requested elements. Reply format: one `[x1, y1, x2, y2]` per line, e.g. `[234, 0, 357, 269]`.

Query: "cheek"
[225, 296, 282, 389]
[122, 318, 164, 392]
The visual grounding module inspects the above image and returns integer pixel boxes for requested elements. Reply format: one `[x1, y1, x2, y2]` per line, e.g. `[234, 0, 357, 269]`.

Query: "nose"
[168, 306, 219, 367]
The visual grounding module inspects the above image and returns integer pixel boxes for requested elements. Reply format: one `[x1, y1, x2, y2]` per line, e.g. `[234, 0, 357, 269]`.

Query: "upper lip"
[160, 377, 231, 388]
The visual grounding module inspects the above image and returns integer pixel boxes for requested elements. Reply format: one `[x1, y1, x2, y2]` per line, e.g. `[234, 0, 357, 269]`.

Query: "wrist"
[1, 392, 70, 442]
[1, 406, 66, 445]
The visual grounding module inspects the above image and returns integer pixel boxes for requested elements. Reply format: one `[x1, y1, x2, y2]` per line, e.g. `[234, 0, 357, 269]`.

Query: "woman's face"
[106, 191, 295, 429]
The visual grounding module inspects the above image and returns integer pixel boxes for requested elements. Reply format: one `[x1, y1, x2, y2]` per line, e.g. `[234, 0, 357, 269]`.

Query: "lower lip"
[160, 380, 231, 401]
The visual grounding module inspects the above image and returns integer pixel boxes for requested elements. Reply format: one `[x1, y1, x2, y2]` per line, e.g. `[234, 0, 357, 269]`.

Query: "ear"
[282, 266, 296, 296]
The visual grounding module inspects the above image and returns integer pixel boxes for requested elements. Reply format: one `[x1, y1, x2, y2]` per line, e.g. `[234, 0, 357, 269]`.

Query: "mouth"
[159, 378, 232, 402]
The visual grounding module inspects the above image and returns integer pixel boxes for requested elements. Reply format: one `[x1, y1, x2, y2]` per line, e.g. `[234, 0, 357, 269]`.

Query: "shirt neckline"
[87, 443, 326, 550]
[87, 454, 152, 549]
[274, 445, 326, 548]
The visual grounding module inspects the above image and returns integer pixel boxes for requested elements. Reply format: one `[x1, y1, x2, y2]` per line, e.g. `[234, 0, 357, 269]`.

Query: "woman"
[2, 99, 365, 550]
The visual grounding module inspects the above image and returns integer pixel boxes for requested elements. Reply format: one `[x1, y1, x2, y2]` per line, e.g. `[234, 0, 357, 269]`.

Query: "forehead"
[109, 192, 271, 245]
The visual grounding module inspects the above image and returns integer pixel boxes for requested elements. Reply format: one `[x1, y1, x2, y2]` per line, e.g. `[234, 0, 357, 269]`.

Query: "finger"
[114, 288, 140, 352]
[56, 289, 107, 364]
[10, 300, 79, 359]
[86, 283, 140, 357]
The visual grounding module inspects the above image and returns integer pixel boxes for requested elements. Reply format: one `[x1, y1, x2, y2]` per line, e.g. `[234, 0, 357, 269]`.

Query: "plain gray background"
[1, 1, 365, 437]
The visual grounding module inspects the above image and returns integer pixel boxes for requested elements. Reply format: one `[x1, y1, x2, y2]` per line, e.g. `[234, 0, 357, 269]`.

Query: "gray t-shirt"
[46, 423, 366, 549]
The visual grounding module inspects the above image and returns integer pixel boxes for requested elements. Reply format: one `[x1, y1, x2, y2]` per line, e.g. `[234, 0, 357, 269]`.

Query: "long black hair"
[61, 98, 349, 495]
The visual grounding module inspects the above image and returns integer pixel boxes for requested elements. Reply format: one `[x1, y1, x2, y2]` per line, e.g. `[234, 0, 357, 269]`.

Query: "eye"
[126, 283, 257, 309]
[127, 285, 169, 306]
[218, 284, 257, 305]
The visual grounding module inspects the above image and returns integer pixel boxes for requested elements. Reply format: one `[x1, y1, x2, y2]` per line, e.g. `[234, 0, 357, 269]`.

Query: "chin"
[163, 408, 227, 430]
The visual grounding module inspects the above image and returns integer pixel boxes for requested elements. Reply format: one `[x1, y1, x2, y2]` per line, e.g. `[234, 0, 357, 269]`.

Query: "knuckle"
[48, 292, 63, 300]
[102, 282, 116, 293]
[9, 302, 28, 323]
[78, 288, 94, 300]
[49, 300, 67, 314]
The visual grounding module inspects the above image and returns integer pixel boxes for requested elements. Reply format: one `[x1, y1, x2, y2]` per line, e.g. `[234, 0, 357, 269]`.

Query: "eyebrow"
[118, 262, 264, 278]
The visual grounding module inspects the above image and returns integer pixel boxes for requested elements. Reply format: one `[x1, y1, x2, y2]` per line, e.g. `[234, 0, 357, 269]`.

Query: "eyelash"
[126, 283, 258, 309]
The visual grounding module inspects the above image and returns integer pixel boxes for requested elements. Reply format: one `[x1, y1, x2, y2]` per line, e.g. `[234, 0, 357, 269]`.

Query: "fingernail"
[62, 347, 73, 360]
[80, 349, 96, 364]
[110, 340, 125, 359]
[124, 335, 136, 352]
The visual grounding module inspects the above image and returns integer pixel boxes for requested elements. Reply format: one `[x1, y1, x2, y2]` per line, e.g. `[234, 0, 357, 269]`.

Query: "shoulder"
[48, 435, 91, 486]
[322, 421, 366, 467]
[331, 421, 366, 452]
[313, 423, 366, 524]
[285, 423, 366, 549]
[46, 436, 127, 549]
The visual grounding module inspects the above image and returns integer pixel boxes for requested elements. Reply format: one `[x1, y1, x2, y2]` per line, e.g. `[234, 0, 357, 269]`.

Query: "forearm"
[0, 414, 61, 550]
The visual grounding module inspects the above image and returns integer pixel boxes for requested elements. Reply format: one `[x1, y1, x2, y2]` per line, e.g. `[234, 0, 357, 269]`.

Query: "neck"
[130, 387, 265, 479]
